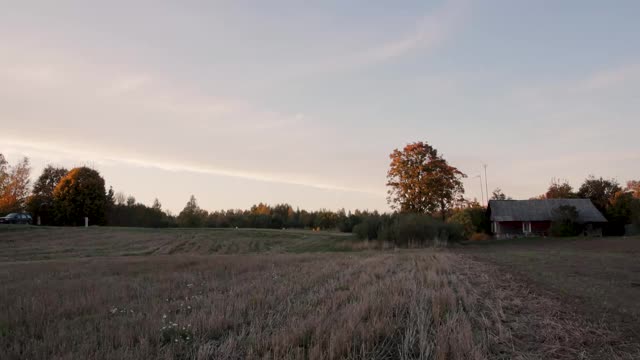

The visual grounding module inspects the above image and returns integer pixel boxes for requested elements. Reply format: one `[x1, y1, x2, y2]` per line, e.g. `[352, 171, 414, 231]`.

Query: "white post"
[85, 217, 89, 228]
[37, 216, 41, 226]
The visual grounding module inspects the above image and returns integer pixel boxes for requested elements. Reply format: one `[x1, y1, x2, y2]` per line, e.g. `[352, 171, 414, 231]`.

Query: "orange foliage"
[469, 232, 491, 241]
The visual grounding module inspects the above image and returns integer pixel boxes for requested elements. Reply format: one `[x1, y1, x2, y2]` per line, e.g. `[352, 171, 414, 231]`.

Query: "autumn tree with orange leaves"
[387, 141, 466, 220]
[53, 167, 108, 225]
[0, 154, 31, 214]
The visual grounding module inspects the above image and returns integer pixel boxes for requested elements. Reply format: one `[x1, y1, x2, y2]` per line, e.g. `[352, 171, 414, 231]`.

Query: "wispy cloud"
[359, 0, 467, 62]
[0, 41, 389, 201]
[0, 46, 309, 133]
[297, 0, 469, 74]
[2, 138, 383, 196]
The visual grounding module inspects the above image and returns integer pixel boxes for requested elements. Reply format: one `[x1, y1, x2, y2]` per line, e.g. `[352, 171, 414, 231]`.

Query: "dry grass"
[1, 228, 639, 359]
[0, 251, 494, 360]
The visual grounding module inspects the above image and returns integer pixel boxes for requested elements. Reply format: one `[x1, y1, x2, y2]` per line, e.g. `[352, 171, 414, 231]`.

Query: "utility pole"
[483, 164, 489, 205]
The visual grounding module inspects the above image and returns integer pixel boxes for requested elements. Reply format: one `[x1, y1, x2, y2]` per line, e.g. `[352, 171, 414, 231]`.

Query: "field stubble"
[1, 228, 639, 359]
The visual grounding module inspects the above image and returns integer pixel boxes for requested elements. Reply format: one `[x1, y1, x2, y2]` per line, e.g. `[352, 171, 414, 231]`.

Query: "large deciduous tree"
[545, 178, 576, 199]
[607, 191, 636, 226]
[53, 167, 108, 225]
[577, 176, 627, 235]
[26, 165, 68, 225]
[0, 154, 31, 214]
[577, 176, 621, 212]
[387, 141, 466, 220]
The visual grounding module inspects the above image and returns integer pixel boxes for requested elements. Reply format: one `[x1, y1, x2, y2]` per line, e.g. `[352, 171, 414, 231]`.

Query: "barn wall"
[495, 221, 551, 238]
[496, 221, 522, 236]
[531, 221, 551, 236]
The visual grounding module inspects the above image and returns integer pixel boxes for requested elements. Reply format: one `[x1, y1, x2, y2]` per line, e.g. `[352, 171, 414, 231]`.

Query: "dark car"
[0, 213, 33, 225]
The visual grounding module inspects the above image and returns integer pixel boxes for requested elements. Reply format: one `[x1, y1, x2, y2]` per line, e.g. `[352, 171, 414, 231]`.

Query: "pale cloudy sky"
[1, 0, 639, 213]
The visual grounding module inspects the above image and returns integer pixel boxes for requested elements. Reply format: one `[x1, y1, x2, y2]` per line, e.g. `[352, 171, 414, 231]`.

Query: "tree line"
[1, 146, 639, 239]
[525, 177, 639, 235]
[0, 154, 380, 230]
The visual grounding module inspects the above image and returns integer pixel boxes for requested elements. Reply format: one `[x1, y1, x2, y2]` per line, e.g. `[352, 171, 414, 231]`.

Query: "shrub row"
[353, 213, 464, 247]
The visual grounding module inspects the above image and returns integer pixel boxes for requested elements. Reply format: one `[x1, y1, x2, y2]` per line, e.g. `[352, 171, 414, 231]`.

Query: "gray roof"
[489, 199, 607, 223]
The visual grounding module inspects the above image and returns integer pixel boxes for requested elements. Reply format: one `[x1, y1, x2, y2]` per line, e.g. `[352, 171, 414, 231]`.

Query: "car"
[0, 213, 33, 225]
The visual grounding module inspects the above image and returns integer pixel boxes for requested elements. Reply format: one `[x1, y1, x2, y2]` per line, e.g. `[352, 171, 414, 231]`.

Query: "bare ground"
[459, 236, 640, 348]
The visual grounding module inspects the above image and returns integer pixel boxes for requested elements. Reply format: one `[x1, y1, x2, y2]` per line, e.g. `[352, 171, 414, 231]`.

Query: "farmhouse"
[488, 199, 607, 238]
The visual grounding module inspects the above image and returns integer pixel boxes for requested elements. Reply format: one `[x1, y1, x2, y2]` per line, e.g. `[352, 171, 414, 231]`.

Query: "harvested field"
[1, 227, 639, 359]
[0, 226, 357, 261]
[1, 251, 484, 359]
[461, 236, 640, 342]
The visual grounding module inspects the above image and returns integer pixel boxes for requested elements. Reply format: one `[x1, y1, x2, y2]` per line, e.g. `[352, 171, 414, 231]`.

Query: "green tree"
[447, 210, 475, 238]
[177, 195, 207, 227]
[577, 176, 621, 212]
[550, 205, 581, 237]
[53, 167, 108, 225]
[26, 165, 68, 225]
[314, 209, 338, 230]
[0, 155, 31, 214]
[545, 178, 576, 199]
[271, 203, 294, 228]
[387, 141, 466, 220]
[491, 188, 512, 200]
[608, 191, 635, 225]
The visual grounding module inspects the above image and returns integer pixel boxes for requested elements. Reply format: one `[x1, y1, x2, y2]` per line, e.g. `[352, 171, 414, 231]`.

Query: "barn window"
[522, 221, 531, 233]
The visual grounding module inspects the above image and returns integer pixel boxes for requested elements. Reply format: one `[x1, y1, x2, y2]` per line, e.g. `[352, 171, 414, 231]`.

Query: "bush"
[447, 206, 490, 239]
[353, 212, 465, 246]
[469, 232, 491, 241]
[466, 207, 491, 234]
[447, 210, 475, 238]
[378, 213, 464, 246]
[550, 205, 582, 237]
[353, 215, 383, 240]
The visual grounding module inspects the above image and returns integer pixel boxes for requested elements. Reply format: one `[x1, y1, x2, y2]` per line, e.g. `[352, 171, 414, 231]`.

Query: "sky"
[1, 0, 639, 214]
